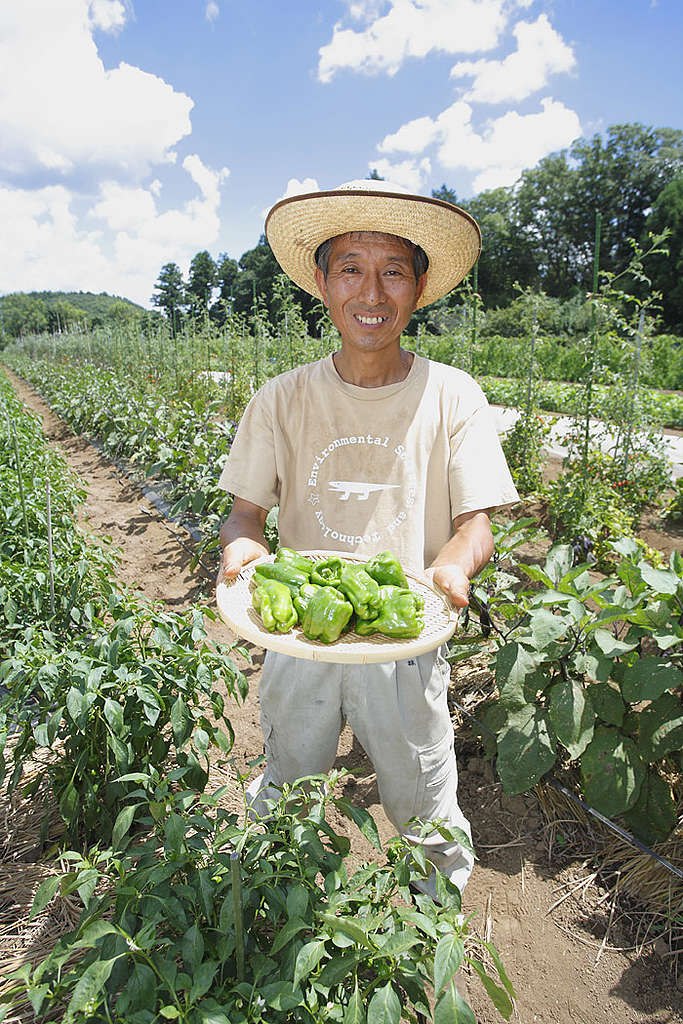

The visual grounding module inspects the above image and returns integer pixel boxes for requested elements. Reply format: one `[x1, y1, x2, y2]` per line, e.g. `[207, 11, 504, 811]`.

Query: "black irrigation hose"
[451, 697, 683, 883]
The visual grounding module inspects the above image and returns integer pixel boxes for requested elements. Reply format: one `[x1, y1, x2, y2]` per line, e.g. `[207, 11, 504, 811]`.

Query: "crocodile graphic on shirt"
[328, 480, 400, 501]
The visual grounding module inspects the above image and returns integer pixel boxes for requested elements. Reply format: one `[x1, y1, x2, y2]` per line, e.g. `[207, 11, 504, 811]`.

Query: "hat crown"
[336, 179, 413, 196]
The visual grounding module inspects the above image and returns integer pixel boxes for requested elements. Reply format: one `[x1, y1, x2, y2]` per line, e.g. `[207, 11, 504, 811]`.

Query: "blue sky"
[1, 0, 681, 308]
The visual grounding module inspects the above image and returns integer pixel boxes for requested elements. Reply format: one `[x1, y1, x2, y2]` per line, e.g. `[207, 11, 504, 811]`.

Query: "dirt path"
[5, 368, 682, 1024]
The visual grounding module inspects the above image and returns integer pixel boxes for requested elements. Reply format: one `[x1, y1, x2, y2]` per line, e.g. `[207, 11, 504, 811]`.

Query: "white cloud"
[261, 177, 319, 219]
[318, 0, 509, 82]
[0, 0, 193, 176]
[89, 0, 127, 32]
[368, 157, 432, 192]
[0, 157, 230, 307]
[205, 1, 219, 22]
[378, 96, 581, 193]
[450, 14, 576, 103]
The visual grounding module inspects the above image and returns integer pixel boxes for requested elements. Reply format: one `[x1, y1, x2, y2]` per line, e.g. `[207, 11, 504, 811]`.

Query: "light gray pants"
[246, 647, 474, 897]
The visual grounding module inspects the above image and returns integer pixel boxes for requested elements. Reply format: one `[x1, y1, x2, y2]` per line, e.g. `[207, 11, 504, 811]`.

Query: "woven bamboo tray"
[216, 550, 459, 663]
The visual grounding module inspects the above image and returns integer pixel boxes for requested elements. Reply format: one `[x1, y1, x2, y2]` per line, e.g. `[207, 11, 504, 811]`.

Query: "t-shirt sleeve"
[448, 380, 519, 520]
[217, 384, 280, 511]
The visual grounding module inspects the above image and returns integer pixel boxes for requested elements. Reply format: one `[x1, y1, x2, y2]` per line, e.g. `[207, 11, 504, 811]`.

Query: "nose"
[358, 269, 386, 305]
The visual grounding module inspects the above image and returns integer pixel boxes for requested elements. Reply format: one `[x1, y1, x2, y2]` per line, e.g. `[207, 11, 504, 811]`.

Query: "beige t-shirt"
[218, 354, 518, 573]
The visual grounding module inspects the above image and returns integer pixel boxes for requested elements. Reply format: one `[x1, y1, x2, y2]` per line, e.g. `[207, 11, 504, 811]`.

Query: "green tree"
[0, 293, 49, 338]
[645, 175, 683, 329]
[232, 234, 282, 318]
[467, 187, 537, 308]
[211, 252, 239, 324]
[186, 250, 216, 319]
[151, 262, 185, 336]
[431, 184, 458, 205]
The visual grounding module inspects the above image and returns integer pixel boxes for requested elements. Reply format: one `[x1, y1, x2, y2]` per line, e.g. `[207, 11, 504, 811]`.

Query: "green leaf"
[320, 912, 373, 948]
[112, 804, 137, 850]
[548, 678, 595, 759]
[159, 1008, 180, 1020]
[189, 960, 219, 1003]
[395, 908, 437, 939]
[544, 545, 573, 585]
[286, 883, 308, 921]
[434, 934, 465, 996]
[638, 692, 683, 761]
[65, 957, 117, 1021]
[638, 562, 680, 595]
[29, 876, 60, 920]
[378, 931, 420, 958]
[580, 727, 646, 815]
[293, 939, 326, 988]
[593, 629, 637, 656]
[103, 698, 124, 735]
[171, 696, 192, 747]
[481, 940, 516, 1000]
[496, 706, 556, 795]
[334, 797, 382, 851]
[495, 643, 539, 709]
[66, 686, 88, 728]
[622, 770, 677, 844]
[271, 916, 308, 955]
[59, 782, 79, 825]
[589, 681, 625, 727]
[180, 923, 204, 972]
[343, 982, 366, 1024]
[434, 982, 476, 1024]
[528, 608, 571, 648]
[621, 657, 681, 703]
[367, 982, 401, 1024]
[468, 957, 514, 1020]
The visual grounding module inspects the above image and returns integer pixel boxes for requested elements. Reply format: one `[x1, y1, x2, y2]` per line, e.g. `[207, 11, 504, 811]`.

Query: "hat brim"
[265, 188, 481, 310]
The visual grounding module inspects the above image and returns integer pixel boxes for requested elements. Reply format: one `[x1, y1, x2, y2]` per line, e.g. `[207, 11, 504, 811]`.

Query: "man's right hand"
[217, 497, 271, 586]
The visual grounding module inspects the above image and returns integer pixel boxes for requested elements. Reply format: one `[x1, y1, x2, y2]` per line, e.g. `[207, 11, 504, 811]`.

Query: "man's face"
[314, 231, 426, 357]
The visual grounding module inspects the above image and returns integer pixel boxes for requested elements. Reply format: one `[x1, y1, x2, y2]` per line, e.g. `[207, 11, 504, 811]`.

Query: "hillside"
[0, 289, 148, 341]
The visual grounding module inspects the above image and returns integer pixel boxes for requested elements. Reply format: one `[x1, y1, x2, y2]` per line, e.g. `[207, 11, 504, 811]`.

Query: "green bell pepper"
[310, 555, 344, 587]
[275, 547, 316, 574]
[301, 586, 353, 643]
[337, 564, 381, 620]
[364, 550, 408, 589]
[354, 585, 425, 638]
[252, 579, 298, 633]
[293, 582, 325, 621]
[252, 561, 310, 595]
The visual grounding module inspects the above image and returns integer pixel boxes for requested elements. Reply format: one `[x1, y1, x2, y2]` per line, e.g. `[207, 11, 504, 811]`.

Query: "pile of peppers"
[250, 547, 425, 644]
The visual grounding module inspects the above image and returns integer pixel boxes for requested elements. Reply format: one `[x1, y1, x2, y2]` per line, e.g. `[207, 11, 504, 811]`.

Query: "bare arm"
[425, 509, 494, 609]
[217, 496, 270, 582]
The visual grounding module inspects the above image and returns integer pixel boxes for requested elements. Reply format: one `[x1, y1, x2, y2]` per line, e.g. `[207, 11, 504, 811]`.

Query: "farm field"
[1, 362, 682, 1023]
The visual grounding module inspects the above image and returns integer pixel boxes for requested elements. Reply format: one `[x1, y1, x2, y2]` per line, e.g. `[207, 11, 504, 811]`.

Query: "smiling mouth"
[354, 314, 389, 325]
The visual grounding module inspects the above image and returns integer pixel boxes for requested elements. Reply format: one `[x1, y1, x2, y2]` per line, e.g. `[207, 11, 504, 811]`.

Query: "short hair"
[315, 233, 428, 283]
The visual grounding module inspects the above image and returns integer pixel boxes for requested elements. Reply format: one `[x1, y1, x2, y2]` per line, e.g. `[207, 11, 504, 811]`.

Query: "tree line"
[0, 290, 146, 345]
[152, 122, 683, 336]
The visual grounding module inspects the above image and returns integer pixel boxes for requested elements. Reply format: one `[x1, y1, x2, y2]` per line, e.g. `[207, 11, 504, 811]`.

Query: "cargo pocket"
[412, 729, 456, 818]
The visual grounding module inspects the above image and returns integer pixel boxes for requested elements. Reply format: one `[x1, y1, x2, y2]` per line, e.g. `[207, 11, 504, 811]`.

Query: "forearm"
[218, 497, 269, 580]
[427, 510, 494, 608]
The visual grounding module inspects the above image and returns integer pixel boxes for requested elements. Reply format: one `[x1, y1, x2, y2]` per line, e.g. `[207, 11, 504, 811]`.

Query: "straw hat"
[265, 178, 481, 310]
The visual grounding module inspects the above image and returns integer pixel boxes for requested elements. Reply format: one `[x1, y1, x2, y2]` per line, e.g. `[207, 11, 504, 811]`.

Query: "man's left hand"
[425, 564, 470, 609]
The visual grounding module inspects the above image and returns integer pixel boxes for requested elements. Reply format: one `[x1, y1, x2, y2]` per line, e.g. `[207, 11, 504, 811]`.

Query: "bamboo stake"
[46, 480, 55, 617]
[581, 211, 602, 493]
[231, 851, 245, 980]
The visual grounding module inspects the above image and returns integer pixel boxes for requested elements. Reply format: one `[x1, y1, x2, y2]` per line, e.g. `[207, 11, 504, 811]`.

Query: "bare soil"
[5, 368, 683, 1024]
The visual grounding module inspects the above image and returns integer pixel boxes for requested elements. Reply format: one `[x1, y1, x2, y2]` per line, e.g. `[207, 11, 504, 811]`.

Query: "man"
[217, 179, 518, 898]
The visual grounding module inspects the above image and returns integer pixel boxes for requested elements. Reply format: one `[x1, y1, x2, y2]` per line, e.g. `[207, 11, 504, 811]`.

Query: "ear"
[314, 266, 329, 307]
[413, 272, 427, 310]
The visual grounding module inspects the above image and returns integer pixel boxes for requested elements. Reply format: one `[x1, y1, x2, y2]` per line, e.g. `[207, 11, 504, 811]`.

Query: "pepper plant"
[2, 775, 514, 1024]
[1, 595, 246, 848]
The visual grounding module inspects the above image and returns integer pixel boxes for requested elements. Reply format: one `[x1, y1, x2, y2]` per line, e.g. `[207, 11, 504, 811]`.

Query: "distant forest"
[2, 123, 682, 344]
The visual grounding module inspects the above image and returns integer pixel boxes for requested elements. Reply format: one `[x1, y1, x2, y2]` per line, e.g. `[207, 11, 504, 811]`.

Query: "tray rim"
[215, 549, 459, 664]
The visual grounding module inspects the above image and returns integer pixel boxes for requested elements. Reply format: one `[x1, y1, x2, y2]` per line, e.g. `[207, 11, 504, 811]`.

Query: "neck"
[332, 347, 414, 388]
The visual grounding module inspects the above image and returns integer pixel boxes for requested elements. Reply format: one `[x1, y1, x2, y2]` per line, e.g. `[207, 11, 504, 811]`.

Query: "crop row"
[1, 371, 510, 1024]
